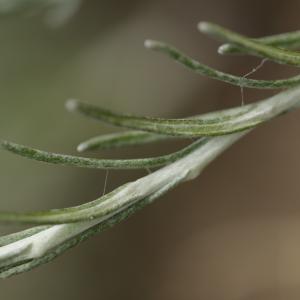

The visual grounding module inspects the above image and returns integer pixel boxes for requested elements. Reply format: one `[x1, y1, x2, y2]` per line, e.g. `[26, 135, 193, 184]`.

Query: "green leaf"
[77, 130, 169, 152]
[219, 29, 300, 55]
[66, 86, 300, 137]
[198, 22, 300, 66]
[2, 21, 300, 278]
[145, 40, 300, 89]
[0, 173, 185, 278]
[0, 132, 245, 276]
[0, 138, 208, 224]
[0, 138, 204, 171]
[76, 105, 266, 152]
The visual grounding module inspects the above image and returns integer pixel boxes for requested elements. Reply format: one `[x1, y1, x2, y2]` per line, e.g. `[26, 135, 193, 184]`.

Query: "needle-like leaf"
[0, 138, 204, 171]
[145, 40, 300, 89]
[198, 22, 300, 66]
[76, 105, 269, 152]
[0, 172, 186, 277]
[2, 21, 300, 278]
[219, 30, 300, 55]
[0, 132, 245, 277]
[66, 86, 300, 137]
[77, 130, 169, 152]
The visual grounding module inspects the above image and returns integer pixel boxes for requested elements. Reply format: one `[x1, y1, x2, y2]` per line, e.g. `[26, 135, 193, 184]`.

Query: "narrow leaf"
[145, 40, 300, 89]
[198, 22, 300, 66]
[0, 138, 203, 171]
[66, 86, 300, 137]
[77, 130, 169, 152]
[219, 29, 300, 55]
[0, 139, 207, 224]
[0, 173, 185, 278]
[0, 132, 245, 277]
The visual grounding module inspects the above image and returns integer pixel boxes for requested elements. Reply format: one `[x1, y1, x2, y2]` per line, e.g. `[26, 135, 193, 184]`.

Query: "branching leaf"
[0, 132, 244, 276]
[1, 21, 300, 278]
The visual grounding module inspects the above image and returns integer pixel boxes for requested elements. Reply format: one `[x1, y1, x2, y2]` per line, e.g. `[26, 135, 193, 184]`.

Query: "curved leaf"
[66, 87, 300, 137]
[77, 130, 169, 152]
[199, 22, 300, 66]
[146, 40, 300, 89]
[1, 138, 204, 170]
[219, 30, 300, 55]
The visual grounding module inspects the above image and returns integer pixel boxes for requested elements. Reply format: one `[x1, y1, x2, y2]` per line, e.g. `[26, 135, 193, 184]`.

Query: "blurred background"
[1, 0, 300, 299]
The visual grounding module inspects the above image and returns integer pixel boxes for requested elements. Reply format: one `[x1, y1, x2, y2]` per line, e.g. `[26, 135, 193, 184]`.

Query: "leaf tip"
[0, 139, 10, 151]
[65, 98, 79, 112]
[197, 21, 211, 34]
[76, 143, 87, 153]
[144, 39, 160, 49]
[218, 44, 230, 55]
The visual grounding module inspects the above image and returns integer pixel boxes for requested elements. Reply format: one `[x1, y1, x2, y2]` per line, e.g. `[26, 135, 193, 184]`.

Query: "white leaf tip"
[197, 22, 210, 33]
[218, 44, 229, 55]
[144, 39, 160, 49]
[76, 143, 86, 153]
[65, 99, 79, 111]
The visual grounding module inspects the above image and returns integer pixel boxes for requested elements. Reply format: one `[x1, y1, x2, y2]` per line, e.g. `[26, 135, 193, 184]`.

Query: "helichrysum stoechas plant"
[1, 21, 300, 278]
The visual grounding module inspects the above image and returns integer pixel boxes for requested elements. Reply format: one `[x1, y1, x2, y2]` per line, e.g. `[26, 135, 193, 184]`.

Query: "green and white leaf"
[219, 30, 300, 55]
[199, 22, 300, 66]
[66, 87, 300, 137]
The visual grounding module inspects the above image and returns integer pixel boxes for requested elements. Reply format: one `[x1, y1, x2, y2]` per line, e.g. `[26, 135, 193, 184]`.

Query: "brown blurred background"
[1, 0, 300, 299]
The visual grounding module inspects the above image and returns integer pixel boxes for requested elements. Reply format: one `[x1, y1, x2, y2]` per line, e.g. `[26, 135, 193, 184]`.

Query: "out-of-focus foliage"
[0, 0, 81, 26]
